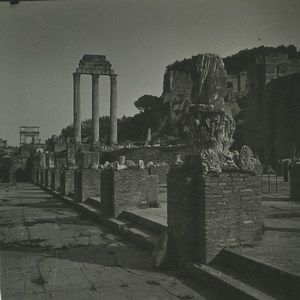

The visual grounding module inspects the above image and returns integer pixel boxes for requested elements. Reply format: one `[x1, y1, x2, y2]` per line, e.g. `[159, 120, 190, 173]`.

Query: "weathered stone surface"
[0, 183, 204, 300]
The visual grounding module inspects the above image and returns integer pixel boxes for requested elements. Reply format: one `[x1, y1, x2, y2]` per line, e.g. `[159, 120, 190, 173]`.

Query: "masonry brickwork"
[167, 163, 262, 264]
[101, 169, 158, 217]
[60, 169, 75, 196]
[74, 169, 100, 202]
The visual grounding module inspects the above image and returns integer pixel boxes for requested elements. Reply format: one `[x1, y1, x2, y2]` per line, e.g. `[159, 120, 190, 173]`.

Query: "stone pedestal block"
[44, 169, 52, 187]
[54, 153, 66, 169]
[290, 163, 300, 201]
[66, 144, 76, 168]
[101, 169, 158, 217]
[77, 151, 99, 169]
[40, 169, 44, 185]
[74, 169, 100, 203]
[51, 169, 60, 191]
[167, 161, 262, 264]
[60, 169, 75, 196]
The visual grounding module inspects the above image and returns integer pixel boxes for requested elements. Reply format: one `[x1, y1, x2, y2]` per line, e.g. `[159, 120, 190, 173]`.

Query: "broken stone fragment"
[138, 160, 145, 170]
[174, 154, 183, 165]
[103, 161, 110, 169]
[118, 155, 125, 165]
[125, 160, 137, 168]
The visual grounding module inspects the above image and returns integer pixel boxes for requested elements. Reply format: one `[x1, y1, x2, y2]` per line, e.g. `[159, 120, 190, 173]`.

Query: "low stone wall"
[100, 145, 193, 165]
[149, 166, 170, 184]
[60, 169, 75, 196]
[167, 158, 262, 265]
[101, 169, 158, 217]
[74, 169, 100, 203]
[290, 163, 300, 201]
[51, 169, 60, 191]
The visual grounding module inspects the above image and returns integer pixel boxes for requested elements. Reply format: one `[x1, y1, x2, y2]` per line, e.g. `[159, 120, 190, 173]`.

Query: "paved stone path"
[0, 183, 219, 300]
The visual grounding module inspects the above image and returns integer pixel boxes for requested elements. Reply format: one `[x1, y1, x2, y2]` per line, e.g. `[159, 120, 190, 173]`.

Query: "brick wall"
[74, 169, 100, 202]
[60, 169, 75, 196]
[51, 169, 60, 191]
[290, 163, 300, 201]
[149, 166, 170, 184]
[101, 169, 158, 217]
[167, 159, 262, 264]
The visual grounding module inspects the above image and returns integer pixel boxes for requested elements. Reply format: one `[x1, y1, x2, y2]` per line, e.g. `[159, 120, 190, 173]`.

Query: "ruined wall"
[167, 166, 262, 264]
[244, 73, 300, 166]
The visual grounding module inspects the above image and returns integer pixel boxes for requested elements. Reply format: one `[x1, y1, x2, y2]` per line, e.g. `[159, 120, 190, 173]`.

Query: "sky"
[0, 0, 300, 146]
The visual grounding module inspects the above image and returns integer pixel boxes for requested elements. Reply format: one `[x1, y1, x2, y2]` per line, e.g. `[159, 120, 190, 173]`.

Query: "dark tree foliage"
[60, 96, 164, 143]
[134, 95, 160, 111]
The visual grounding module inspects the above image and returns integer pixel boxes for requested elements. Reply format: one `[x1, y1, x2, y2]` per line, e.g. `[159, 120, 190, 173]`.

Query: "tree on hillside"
[134, 95, 160, 112]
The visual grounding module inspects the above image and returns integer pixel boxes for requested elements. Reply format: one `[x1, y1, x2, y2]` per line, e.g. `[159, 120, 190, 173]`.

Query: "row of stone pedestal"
[34, 167, 159, 218]
[34, 154, 263, 265]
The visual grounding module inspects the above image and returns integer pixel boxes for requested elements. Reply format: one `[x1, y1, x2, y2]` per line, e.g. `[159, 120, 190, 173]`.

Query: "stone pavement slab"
[0, 183, 220, 300]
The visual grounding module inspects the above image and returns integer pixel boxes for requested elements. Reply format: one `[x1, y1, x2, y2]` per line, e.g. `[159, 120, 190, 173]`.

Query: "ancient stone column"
[73, 73, 81, 143]
[92, 73, 100, 142]
[110, 74, 118, 145]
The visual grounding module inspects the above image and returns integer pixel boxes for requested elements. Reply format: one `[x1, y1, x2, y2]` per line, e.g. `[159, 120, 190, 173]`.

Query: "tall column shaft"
[73, 73, 81, 143]
[110, 74, 118, 145]
[92, 74, 100, 142]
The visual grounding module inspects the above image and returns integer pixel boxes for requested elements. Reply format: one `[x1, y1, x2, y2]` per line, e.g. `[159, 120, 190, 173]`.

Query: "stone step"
[120, 210, 167, 234]
[68, 192, 75, 199]
[86, 196, 102, 208]
[186, 263, 276, 300]
[262, 195, 290, 201]
[214, 249, 300, 299]
[121, 225, 159, 251]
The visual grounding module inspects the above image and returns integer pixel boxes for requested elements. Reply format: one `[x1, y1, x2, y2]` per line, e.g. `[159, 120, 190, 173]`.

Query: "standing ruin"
[73, 55, 118, 145]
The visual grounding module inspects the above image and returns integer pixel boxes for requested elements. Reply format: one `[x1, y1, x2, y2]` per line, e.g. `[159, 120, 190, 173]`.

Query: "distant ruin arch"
[73, 55, 118, 145]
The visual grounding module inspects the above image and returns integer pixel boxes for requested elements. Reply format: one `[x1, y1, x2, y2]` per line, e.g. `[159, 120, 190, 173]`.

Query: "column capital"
[91, 73, 100, 82]
[73, 72, 81, 82]
[110, 74, 117, 84]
